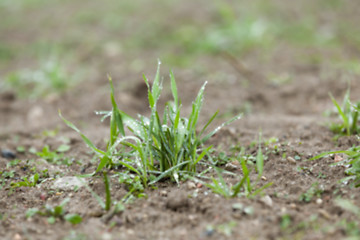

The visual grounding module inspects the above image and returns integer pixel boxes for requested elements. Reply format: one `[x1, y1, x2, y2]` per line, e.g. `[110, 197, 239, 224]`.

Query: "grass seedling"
[26, 198, 82, 225]
[329, 89, 360, 136]
[80, 175, 125, 213]
[35, 145, 74, 166]
[10, 173, 39, 188]
[60, 61, 241, 187]
[310, 144, 360, 187]
[205, 135, 272, 198]
[299, 182, 324, 202]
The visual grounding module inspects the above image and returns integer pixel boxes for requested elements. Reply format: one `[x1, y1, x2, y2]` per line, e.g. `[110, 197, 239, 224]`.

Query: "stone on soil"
[52, 176, 85, 191]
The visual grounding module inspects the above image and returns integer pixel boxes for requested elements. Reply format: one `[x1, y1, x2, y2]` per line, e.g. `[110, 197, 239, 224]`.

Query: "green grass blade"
[201, 113, 242, 144]
[109, 76, 125, 138]
[308, 150, 353, 161]
[170, 70, 178, 108]
[79, 177, 105, 209]
[199, 110, 219, 136]
[249, 182, 273, 197]
[329, 93, 349, 135]
[95, 155, 111, 173]
[149, 160, 191, 185]
[232, 170, 250, 197]
[103, 171, 111, 211]
[195, 145, 213, 165]
[256, 132, 264, 178]
[59, 110, 106, 156]
[335, 199, 360, 216]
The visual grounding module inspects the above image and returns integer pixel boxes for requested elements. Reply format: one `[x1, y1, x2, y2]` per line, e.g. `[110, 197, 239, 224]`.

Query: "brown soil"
[1, 1, 360, 240]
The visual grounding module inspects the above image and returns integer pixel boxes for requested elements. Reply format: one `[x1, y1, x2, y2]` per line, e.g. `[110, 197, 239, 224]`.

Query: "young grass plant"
[310, 144, 360, 187]
[205, 134, 272, 198]
[329, 89, 360, 136]
[61, 61, 241, 187]
[26, 198, 82, 225]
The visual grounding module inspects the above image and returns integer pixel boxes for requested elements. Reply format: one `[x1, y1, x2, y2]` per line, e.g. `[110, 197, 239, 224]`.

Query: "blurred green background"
[0, 0, 359, 99]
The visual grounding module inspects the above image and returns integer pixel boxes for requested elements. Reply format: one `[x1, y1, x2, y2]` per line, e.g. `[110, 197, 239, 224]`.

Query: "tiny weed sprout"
[310, 144, 360, 187]
[80, 175, 125, 215]
[60, 61, 242, 187]
[26, 198, 82, 225]
[11, 173, 39, 189]
[205, 135, 272, 198]
[329, 89, 360, 136]
[299, 182, 324, 202]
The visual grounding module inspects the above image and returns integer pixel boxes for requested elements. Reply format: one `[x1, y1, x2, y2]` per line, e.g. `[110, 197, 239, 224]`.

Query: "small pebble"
[187, 181, 196, 190]
[318, 209, 332, 220]
[40, 193, 47, 201]
[261, 176, 267, 181]
[287, 157, 296, 164]
[289, 203, 297, 209]
[160, 190, 168, 197]
[260, 195, 273, 208]
[1, 149, 16, 159]
[316, 198, 323, 205]
[13, 233, 22, 240]
[225, 162, 238, 171]
[196, 183, 203, 188]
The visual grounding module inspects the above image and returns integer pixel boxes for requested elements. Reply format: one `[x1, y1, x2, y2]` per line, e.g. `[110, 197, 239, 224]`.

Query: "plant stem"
[103, 171, 111, 211]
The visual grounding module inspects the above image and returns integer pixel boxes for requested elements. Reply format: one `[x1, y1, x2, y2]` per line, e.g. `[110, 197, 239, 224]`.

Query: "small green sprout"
[35, 145, 73, 166]
[11, 173, 39, 188]
[205, 136, 272, 199]
[26, 198, 82, 225]
[329, 90, 360, 136]
[310, 144, 360, 187]
[299, 182, 324, 202]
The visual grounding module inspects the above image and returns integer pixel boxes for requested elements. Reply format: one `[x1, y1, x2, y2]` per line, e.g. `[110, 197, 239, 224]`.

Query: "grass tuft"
[61, 61, 242, 187]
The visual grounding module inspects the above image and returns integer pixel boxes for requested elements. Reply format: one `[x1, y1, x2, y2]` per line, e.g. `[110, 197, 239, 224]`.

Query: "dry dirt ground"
[1, 0, 360, 239]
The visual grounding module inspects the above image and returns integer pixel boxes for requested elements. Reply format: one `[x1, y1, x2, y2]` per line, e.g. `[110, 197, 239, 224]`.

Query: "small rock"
[52, 176, 85, 191]
[318, 209, 332, 220]
[287, 157, 296, 164]
[196, 183, 203, 188]
[187, 181, 196, 190]
[1, 149, 16, 159]
[203, 227, 215, 237]
[102, 232, 112, 240]
[39, 193, 47, 201]
[261, 176, 267, 181]
[316, 198, 323, 205]
[289, 203, 297, 209]
[225, 162, 238, 171]
[27, 106, 44, 124]
[260, 195, 273, 208]
[160, 190, 168, 197]
[334, 154, 343, 163]
[13, 233, 22, 240]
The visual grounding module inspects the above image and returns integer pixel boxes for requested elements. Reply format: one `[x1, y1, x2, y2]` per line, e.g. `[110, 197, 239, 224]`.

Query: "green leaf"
[26, 208, 39, 218]
[201, 113, 242, 144]
[329, 93, 349, 135]
[256, 133, 264, 178]
[56, 144, 71, 153]
[47, 216, 56, 224]
[59, 110, 106, 157]
[170, 71, 178, 109]
[149, 160, 191, 185]
[64, 214, 82, 225]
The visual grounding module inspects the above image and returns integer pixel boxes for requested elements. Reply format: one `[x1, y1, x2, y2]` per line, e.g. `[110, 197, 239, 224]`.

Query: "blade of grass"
[329, 93, 349, 135]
